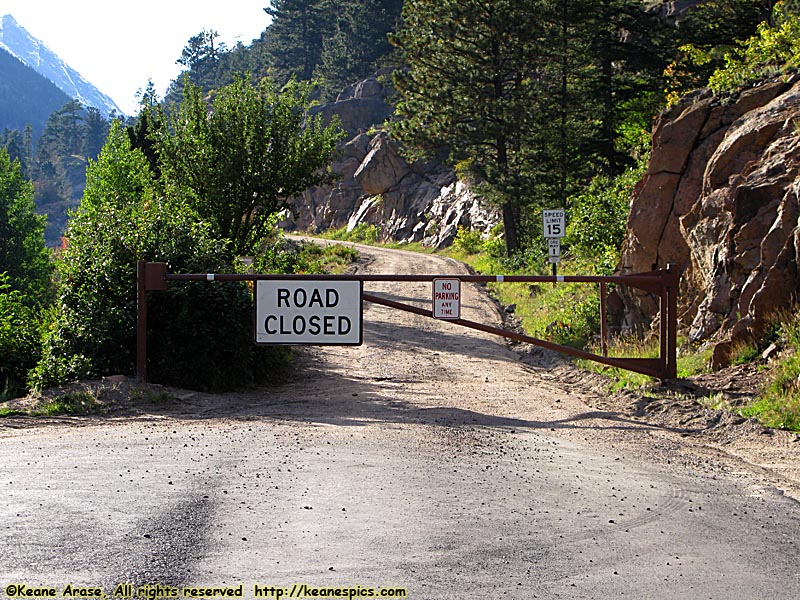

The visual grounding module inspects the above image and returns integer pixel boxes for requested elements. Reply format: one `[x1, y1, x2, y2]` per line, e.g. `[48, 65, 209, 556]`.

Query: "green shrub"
[325, 223, 380, 244]
[257, 236, 358, 275]
[709, 2, 800, 93]
[532, 284, 601, 348]
[0, 147, 52, 307]
[0, 273, 41, 399]
[36, 198, 294, 392]
[565, 160, 644, 275]
[41, 391, 98, 416]
[348, 223, 379, 244]
[452, 226, 483, 255]
[740, 308, 800, 431]
[30, 121, 299, 393]
[31, 198, 276, 392]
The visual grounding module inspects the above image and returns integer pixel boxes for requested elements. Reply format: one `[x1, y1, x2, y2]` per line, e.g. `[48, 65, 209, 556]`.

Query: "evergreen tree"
[262, 0, 329, 83]
[0, 147, 51, 305]
[315, 0, 403, 99]
[391, 0, 553, 254]
[176, 29, 226, 89]
[542, 0, 669, 180]
[127, 81, 163, 179]
[83, 107, 110, 159]
[1, 126, 33, 177]
[666, 0, 779, 97]
[164, 1, 402, 100]
[391, 0, 670, 252]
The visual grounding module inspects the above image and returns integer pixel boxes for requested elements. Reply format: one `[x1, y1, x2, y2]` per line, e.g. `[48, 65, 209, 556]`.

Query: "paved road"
[1, 244, 799, 599]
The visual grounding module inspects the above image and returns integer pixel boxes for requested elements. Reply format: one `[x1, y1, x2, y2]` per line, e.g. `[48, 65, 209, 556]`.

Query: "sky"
[1, 1, 271, 115]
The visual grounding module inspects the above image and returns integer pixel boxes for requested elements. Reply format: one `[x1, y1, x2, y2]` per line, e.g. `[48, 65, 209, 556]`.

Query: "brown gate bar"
[137, 261, 678, 382]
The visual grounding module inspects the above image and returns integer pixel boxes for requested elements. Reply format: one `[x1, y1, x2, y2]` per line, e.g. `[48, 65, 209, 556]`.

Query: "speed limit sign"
[543, 209, 566, 239]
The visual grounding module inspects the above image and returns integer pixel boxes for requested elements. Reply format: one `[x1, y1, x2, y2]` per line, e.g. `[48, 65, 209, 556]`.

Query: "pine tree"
[262, 0, 329, 83]
[666, 0, 779, 96]
[391, 0, 670, 252]
[176, 29, 226, 90]
[0, 147, 50, 305]
[315, 0, 403, 99]
[391, 0, 553, 253]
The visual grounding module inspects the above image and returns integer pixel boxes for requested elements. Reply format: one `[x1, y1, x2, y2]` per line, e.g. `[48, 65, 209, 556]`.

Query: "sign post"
[255, 280, 363, 345]
[543, 209, 566, 281]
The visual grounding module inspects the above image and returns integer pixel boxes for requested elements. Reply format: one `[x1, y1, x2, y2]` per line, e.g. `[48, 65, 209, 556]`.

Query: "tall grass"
[741, 309, 800, 431]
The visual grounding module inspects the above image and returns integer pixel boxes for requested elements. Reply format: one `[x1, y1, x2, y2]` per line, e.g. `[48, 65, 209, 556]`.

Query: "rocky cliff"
[617, 74, 800, 366]
[286, 75, 499, 249]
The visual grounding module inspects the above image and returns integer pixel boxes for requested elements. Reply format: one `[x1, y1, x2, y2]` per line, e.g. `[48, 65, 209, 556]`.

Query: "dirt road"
[1, 244, 799, 599]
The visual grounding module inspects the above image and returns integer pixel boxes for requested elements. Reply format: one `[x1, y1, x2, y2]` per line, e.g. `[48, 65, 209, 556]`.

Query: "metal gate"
[136, 261, 678, 383]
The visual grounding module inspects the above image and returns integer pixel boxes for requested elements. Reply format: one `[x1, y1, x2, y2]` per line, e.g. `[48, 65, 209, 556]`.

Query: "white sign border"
[254, 279, 364, 346]
[542, 209, 566, 239]
[432, 277, 461, 320]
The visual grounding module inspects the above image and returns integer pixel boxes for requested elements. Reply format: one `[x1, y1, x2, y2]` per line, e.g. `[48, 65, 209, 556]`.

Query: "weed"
[324, 223, 379, 244]
[452, 227, 484, 255]
[579, 335, 659, 391]
[698, 392, 729, 411]
[130, 387, 174, 404]
[740, 392, 800, 432]
[677, 345, 713, 378]
[39, 391, 98, 416]
[0, 407, 26, 417]
[729, 338, 761, 366]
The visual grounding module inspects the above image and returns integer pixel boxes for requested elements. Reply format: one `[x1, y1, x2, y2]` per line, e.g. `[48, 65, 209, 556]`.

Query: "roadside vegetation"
[3, 1, 800, 429]
[1, 76, 347, 402]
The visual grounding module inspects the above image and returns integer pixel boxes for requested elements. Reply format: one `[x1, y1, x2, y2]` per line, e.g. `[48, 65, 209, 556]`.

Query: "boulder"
[308, 75, 394, 137]
[354, 133, 411, 195]
[285, 76, 500, 247]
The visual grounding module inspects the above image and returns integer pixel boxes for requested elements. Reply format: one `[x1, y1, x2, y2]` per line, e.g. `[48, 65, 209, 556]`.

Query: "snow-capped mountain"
[0, 14, 123, 117]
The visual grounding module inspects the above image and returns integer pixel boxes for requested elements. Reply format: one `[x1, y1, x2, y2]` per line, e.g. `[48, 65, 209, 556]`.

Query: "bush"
[31, 198, 288, 392]
[452, 226, 483, 255]
[707, 2, 800, 93]
[0, 273, 41, 399]
[565, 160, 644, 275]
[257, 236, 359, 275]
[31, 121, 297, 393]
[0, 148, 52, 307]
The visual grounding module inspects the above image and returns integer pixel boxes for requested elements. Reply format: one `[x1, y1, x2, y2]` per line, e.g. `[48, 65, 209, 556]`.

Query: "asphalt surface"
[1, 244, 799, 599]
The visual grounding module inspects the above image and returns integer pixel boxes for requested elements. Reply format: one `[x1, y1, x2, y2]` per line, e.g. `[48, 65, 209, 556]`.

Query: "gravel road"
[1, 243, 799, 599]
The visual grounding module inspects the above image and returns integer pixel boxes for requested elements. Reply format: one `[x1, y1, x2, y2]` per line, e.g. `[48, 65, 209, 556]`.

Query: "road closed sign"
[256, 280, 363, 345]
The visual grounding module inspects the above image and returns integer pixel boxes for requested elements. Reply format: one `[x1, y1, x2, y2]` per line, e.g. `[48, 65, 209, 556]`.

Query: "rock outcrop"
[286, 75, 500, 249]
[617, 74, 800, 365]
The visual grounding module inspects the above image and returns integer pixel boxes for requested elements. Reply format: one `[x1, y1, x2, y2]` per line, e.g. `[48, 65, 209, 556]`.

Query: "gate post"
[662, 264, 679, 379]
[136, 261, 168, 383]
[136, 260, 147, 382]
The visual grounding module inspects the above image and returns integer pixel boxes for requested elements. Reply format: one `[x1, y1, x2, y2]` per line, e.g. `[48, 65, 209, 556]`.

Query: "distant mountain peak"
[0, 14, 124, 116]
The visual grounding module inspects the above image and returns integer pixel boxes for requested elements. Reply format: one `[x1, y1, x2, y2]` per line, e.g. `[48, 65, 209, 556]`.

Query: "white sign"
[256, 280, 362, 345]
[548, 238, 561, 264]
[543, 209, 566, 239]
[433, 278, 461, 320]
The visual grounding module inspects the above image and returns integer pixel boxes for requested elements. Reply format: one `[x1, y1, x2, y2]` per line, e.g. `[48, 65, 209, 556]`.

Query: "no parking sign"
[433, 278, 461, 320]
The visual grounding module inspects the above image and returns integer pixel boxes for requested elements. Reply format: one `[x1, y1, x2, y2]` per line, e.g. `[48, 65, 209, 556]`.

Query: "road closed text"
[256, 280, 363, 345]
